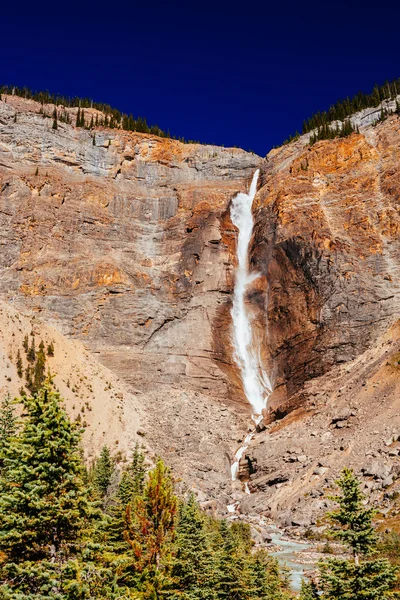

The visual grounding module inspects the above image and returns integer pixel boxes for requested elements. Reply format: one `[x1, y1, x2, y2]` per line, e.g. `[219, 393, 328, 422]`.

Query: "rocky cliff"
[0, 94, 399, 524]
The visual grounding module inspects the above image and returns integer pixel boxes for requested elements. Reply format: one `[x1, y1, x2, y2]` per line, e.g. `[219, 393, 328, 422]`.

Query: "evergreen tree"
[33, 340, 46, 394]
[327, 468, 377, 564]
[27, 334, 35, 363]
[0, 383, 95, 597]
[124, 458, 177, 592]
[299, 579, 319, 599]
[0, 394, 16, 471]
[248, 550, 291, 599]
[130, 442, 146, 497]
[52, 107, 58, 130]
[215, 520, 252, 599]
[76, 107, 81, 127]
[169, 493, 216, 599]
[318, 468, 398, 599]
[16, 349, 23, 378]
[46, 341, 54, 356]
[93, 445, 114, 498]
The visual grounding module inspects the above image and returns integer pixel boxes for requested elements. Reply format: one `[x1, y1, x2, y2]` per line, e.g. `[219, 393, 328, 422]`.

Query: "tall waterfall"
[230, 169, 272, 415]
[230, 169, 272, 482]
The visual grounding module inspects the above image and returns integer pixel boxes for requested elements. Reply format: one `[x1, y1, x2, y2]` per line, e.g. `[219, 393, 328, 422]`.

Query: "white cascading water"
[230, 169, 272, 483]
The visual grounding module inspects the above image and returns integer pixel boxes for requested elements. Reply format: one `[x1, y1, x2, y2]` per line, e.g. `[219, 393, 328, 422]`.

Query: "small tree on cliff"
[317, 468, 398, 600]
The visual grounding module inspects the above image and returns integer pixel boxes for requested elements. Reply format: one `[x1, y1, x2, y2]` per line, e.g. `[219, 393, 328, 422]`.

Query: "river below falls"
[268, 528, 316, 592]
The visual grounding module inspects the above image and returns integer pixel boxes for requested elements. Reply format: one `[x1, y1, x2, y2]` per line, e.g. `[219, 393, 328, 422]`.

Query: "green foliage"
[52, 106, 58, 130]
[169, 493, 216, 598]
[0, 394, 16, 471]
[16, 349, 23, 378]
[23, 338, 47, 395]
[315, 468, 399, 599]
[309, 119, 356, 145]
[327, 468, 377, 559]
[124, 457, 177, 590]
[302, 78, 400, 134]
[93, 445, 114, 498]
[0, 383, 96, 597]
[0, 359, 294, 598]
[46, 341, 54, 357]
[277, 77, 400, 148]
[319, 556, 398, 600]
[27, 334, 35, 363]
[0, 83, 206, 144]
[299, 579, 319, 599]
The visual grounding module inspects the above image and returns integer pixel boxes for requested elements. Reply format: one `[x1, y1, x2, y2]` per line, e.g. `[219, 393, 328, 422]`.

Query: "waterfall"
[230, 169, 272, 482]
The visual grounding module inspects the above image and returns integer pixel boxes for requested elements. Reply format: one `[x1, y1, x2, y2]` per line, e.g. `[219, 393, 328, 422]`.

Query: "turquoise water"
[269, 529, 315, 592]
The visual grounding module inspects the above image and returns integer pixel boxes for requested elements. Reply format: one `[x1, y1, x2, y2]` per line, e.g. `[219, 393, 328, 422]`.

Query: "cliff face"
[0, 95, 262, 506]
[253, 117, 400, 417]
[0, 94, 399, 521]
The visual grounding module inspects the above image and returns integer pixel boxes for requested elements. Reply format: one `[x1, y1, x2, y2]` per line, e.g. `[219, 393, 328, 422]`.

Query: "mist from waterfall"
[230, 169, 272, 416]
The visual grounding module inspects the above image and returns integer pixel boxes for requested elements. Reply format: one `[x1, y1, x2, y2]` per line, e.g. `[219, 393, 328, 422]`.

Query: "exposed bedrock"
[1, 95, 400, 518]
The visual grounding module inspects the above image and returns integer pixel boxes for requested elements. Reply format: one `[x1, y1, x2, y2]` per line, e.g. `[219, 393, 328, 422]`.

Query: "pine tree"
[215, 520, 253, 599]
[76, 107, 81, 127]
[169, 493, 216, 599]
[124, 458, 177, 591]
[46, 341, 54, 357]
[52, 107, 58, 130]
[16, 349, 23, 378]
[27, 334, 35, 363]
[130, 442, 146, 497]
[248, 550, 291, 599]
[0, 383, 95, 596]
[33, 340, 46, 394]
[318, 468, 398, 599]
[102, 444, 147, 555]
[93, 445, 114, 498]
[299, 579, 319, 599]
[327, 468, 377, 564]
[0, 394, 16, 471]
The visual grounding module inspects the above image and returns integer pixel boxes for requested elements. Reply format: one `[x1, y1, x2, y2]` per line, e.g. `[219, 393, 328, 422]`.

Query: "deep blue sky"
[3, 1, 400, 155]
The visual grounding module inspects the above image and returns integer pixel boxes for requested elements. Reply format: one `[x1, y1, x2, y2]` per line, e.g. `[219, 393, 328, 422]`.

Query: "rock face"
[1, 94, 400, 521]
[253, 118, 400, 417]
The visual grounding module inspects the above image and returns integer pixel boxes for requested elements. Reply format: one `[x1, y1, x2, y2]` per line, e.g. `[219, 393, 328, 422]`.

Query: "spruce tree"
[318, 468, 398, 599]
[299, 579, 319, 599]
[93, 445, 114, 498]
[169, 493, 216, 599]
[124, 458, 177, 591]
[215, 520, 252, 599]
[248, 550, 291, 599]
[0, 394, 16, 471]
[130, 441, 146, 497]
[0, 383, 94, 596]
[27, 334, 35, 363]
[52, 107, 58, 130]
[16, 349, 23, 378]
[33, 340, 46, 394]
